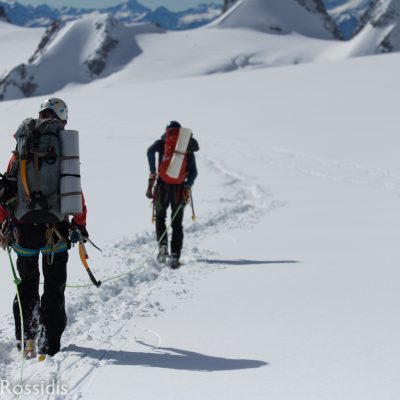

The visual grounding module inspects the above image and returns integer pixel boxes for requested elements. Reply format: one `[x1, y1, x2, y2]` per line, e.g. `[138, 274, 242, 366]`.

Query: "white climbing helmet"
[39, 98, 68, 121]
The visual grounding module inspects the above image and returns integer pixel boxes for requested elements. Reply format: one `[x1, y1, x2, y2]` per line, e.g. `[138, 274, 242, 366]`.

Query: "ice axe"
[70, 227, 102, 288]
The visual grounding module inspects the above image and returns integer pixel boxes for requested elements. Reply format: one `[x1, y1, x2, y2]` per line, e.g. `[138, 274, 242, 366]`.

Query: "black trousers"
[155, 183, 186, 258]
[13, 223, 69, 356]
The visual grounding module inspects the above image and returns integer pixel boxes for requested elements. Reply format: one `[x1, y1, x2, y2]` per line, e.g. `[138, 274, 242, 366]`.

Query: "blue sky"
[16, 0, 223, 11]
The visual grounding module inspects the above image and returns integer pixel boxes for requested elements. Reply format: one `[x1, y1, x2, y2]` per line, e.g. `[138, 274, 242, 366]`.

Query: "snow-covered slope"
[1, 0, 394, 101]
[106, 24, 386, 86]
[1, 49, 400, 399]
[0, 20, 44, 78]
[0, 13, 162, 100]
[212, 0, 342, 39]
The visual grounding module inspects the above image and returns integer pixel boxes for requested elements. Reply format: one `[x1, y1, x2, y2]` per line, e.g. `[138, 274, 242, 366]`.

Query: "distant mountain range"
[0, 0, 376, 38]
[4, 0, 399, 47]
[222, 0, 374, 39]
[216, 0, 342, 39]
[0, 0, 223, 30]
[1, 0, 390, 101]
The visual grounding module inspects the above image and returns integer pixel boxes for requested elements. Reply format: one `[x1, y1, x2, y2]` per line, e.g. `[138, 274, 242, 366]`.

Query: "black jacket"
[147, 135, 199, 188]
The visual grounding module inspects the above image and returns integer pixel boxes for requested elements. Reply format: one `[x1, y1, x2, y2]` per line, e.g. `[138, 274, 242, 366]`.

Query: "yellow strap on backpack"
[20, 159, 31, 200]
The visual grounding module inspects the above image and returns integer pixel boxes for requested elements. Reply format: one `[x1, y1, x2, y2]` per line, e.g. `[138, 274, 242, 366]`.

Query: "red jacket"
[0, 155, 87, 225]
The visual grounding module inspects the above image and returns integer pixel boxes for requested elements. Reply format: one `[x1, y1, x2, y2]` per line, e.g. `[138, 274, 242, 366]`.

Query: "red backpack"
[159, 127, 188, 184]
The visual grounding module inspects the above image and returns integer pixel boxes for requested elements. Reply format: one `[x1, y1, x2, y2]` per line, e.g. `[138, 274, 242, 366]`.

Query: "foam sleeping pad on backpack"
[61, 159, 80, 175]
[60, 176, 82, 214]
[60, 130, 82, 214]
[166, 127, 192, 179]
[60, 130, 79, 156]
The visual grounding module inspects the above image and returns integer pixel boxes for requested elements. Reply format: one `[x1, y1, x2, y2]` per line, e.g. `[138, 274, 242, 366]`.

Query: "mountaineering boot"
[170, 253, 181, 269]
[157, 245, 168, 264]
[17, 339, 36, 360]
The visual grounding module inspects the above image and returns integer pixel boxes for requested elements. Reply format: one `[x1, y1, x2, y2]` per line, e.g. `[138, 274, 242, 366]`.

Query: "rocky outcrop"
[0, 64, 37, 100]
[321, 0, 400, 43]
[0, 5, 10, 22]
[296, 0, 342, 39]
[85, 16, 119, 76]
[223, 0, 238, 13]
[357, 0, 400, 52]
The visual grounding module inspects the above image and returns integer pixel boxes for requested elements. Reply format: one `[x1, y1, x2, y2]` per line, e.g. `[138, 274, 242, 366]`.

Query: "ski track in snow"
[0, 153, 279, 399]
[206, 137, 400, 195]
[264, 150, 400, 192]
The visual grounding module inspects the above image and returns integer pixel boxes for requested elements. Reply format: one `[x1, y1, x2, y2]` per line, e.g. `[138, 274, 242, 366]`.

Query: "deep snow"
[0, 49, 399, 399]
[0, 1, 400, 397]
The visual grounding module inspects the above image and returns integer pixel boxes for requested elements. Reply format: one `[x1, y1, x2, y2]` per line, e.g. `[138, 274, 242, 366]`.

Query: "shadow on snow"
[63, 343, 268, 372]
[198, 259, 300, 266]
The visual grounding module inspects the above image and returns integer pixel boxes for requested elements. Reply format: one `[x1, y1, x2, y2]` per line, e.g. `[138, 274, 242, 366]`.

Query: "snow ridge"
[27, 19, 64, 64]
[0, 13, 160, 100]
[213, 0, 341, 39]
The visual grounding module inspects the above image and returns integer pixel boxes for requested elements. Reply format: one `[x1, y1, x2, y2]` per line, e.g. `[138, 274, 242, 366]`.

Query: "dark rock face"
[356, 0, 400, 52]
[0, 64, 38, 100]
[223, 0, 238, 13]
[84, 16, 119, 76]
[0, 5, 10, 22]
[85, 36, 119, 76]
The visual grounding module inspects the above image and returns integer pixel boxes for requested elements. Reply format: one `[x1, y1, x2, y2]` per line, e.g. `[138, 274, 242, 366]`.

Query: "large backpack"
[14, 118, 65, 224]
[159, 127, 192, 185]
